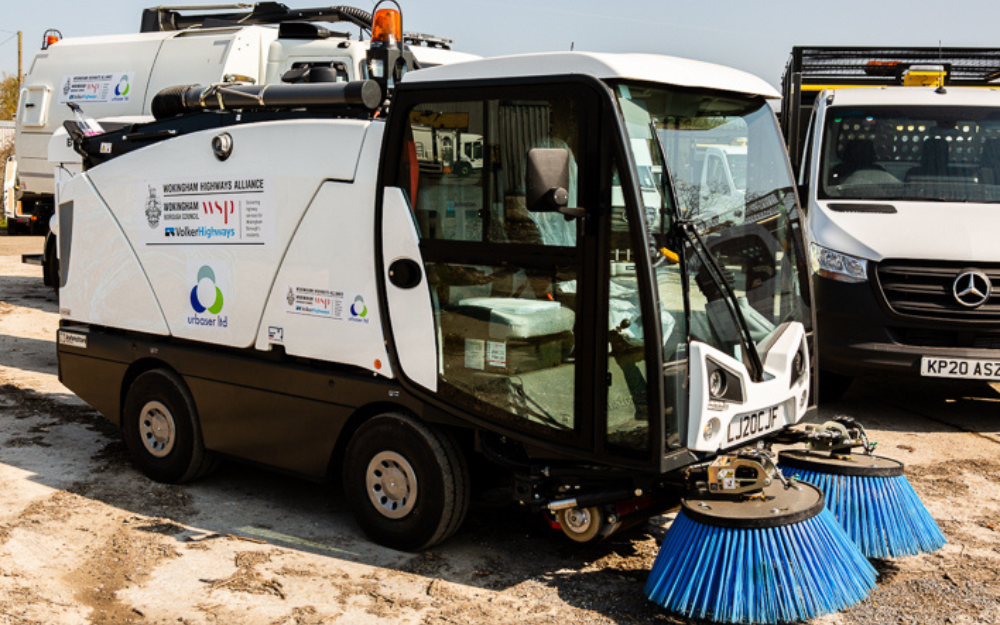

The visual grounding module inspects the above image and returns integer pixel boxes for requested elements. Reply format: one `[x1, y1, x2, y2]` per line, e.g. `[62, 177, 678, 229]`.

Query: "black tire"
[122, 369, 218, 484]
[456, 160, 472, 177]
[43, 234, 59, 292]
[819, 370, 853, 404]
[343, 413, 469, 551]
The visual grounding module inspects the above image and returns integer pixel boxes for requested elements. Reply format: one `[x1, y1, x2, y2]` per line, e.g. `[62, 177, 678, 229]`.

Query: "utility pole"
[17, 30, 22, 87]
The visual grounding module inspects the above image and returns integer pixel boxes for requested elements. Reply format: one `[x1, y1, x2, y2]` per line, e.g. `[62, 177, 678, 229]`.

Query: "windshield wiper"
[648, 123, 765, 382]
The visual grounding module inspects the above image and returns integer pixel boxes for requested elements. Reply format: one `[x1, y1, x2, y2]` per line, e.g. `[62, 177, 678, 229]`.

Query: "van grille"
[876, 260, 1000, 321]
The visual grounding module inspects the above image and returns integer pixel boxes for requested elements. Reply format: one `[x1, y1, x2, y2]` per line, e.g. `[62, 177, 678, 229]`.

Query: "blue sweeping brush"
[778, 449, 946, 559]
[646, 453, 876, 624]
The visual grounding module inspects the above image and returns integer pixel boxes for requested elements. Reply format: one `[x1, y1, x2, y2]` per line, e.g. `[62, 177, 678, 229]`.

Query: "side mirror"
[527, 148, 582, 217]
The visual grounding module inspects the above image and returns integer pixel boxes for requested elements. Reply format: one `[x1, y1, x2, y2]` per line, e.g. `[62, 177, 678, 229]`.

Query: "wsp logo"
[202, 200, 235, 225]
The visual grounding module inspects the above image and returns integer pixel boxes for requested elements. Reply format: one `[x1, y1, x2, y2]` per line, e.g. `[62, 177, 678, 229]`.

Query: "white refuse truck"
[54, 8, 815, 551]
[781, 47, 1000, 400]
[13, 3, 476, 281]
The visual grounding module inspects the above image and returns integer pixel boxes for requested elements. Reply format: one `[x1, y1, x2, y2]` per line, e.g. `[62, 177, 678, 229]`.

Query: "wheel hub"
[563, 507, 593, 534]
[366, 451, 417, 519]
[139, 400, 175, 458]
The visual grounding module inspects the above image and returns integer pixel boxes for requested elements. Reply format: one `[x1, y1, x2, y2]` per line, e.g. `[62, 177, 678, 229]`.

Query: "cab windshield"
[615, 83, 810, 362]
[820, 105, 1000, 203]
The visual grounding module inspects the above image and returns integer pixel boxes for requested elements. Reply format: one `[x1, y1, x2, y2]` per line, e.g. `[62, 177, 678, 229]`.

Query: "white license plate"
[725, 404, 782, 446]
[921, 356, 1000, 379]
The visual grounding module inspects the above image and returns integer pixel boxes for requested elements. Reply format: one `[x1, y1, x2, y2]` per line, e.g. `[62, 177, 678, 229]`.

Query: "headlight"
[810, 243, 868, 283]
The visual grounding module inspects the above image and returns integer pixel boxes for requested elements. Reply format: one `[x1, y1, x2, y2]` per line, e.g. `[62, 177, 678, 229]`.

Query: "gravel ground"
[0, 233, 997, 624]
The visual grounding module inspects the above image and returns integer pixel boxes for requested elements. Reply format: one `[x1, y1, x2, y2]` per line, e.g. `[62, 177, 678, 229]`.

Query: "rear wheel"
[122, 369, 218, 483]
[819, 370, 853, 404]
[343, 413, 469, 551]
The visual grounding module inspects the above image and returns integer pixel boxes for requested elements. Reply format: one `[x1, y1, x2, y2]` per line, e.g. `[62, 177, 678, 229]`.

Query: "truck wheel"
[43, 234, 59, 292]
[456, 161, 472, 177]
[557, 506, 606, 542]
[122, 369, 218, 484]
[343, 413, 469, 551]
[819, 370, 853, 403]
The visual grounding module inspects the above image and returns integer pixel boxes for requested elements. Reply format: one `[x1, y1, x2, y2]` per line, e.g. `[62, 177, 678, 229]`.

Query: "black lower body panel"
[57, 324, 416, 478]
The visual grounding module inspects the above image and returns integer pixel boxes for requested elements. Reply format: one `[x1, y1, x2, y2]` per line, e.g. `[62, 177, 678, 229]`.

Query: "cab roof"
[824, 85, 1000, 107]
[401, 51, 780, 99]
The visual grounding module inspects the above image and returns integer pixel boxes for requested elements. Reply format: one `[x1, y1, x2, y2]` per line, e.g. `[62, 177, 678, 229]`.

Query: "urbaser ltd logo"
[115, 74, 130, 97]
[187, 264, 228, 328]
[349, 295, 369, 324]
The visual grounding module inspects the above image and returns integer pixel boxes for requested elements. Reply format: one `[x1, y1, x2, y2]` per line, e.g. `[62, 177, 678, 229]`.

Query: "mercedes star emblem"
[953, 270, 992, 308]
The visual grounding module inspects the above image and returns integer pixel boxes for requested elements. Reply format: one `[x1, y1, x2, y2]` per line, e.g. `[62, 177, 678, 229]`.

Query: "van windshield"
[615, 83, 810, 363]
[820, 105, 1000, 203]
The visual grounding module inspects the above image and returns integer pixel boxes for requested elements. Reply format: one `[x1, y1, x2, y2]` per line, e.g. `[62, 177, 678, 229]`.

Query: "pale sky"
[2, 0, 998, 92]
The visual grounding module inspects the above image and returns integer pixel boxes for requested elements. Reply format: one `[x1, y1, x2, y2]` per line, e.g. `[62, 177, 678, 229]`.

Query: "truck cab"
[782, 47, 1000, 399]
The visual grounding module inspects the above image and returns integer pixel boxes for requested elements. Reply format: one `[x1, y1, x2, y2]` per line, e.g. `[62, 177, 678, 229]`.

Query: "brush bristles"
[778, 466, 947, 558]
[645, 508, 876, 624]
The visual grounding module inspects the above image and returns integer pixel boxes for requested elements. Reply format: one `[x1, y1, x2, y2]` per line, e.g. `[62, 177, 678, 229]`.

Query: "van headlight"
[810, 243, 868, 283]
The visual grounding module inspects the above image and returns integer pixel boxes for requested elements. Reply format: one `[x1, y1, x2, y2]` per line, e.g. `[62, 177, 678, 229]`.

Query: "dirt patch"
[206, 551, 287, 599]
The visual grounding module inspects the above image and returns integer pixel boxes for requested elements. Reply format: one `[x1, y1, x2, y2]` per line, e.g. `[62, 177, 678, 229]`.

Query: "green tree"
[0, 72, 17, 121]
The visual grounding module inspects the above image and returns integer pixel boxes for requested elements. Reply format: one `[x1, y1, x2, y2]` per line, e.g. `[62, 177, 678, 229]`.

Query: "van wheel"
[819, 370, 853, 404]
[122, 369, 218, 484]
[343, 413, 469, 551]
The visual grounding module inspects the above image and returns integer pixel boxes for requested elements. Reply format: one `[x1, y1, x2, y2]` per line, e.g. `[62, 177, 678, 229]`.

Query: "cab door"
[378, 81, 602, 449]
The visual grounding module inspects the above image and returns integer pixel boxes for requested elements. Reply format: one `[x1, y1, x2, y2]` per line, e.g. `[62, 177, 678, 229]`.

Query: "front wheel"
[122, 369, 218, 483]
[343, 413, 469, 551]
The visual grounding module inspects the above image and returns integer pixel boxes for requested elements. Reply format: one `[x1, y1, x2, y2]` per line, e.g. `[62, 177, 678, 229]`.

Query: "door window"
[607, 166, 650, 450]
[396, 96, 585, 439]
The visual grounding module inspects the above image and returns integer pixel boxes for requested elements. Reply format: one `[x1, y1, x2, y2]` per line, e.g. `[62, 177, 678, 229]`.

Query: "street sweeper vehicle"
[781, 47, 1000, 400]
[53, 10, 945, 623]
[13, 2, 475, 283]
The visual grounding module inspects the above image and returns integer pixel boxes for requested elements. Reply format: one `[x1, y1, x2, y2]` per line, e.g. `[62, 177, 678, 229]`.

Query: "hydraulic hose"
[333, 5, 373, 29]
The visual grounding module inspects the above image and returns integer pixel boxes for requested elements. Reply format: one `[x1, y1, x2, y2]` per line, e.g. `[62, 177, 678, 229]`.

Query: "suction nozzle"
[151, 80, 383, 120]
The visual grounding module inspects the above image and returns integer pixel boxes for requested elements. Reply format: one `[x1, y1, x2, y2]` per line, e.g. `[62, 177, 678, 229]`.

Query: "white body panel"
[255, 125, 390, 375]
[59, 174, 169, 335]
[381, 187, 437, 391]
[687, 323, 810, 452]
[806, 86, 1000, 263]
[68, 119, 389, 376]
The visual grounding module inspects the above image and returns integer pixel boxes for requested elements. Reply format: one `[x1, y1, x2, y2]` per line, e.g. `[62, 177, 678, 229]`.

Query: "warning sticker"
[718, 468, 736, 490]
[486, 341, 506, 368]
[285, 286, 345, 320]
[138, 176, 273, 247]
[58, 72, 135, 104]
[465, 339, 485, 370]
